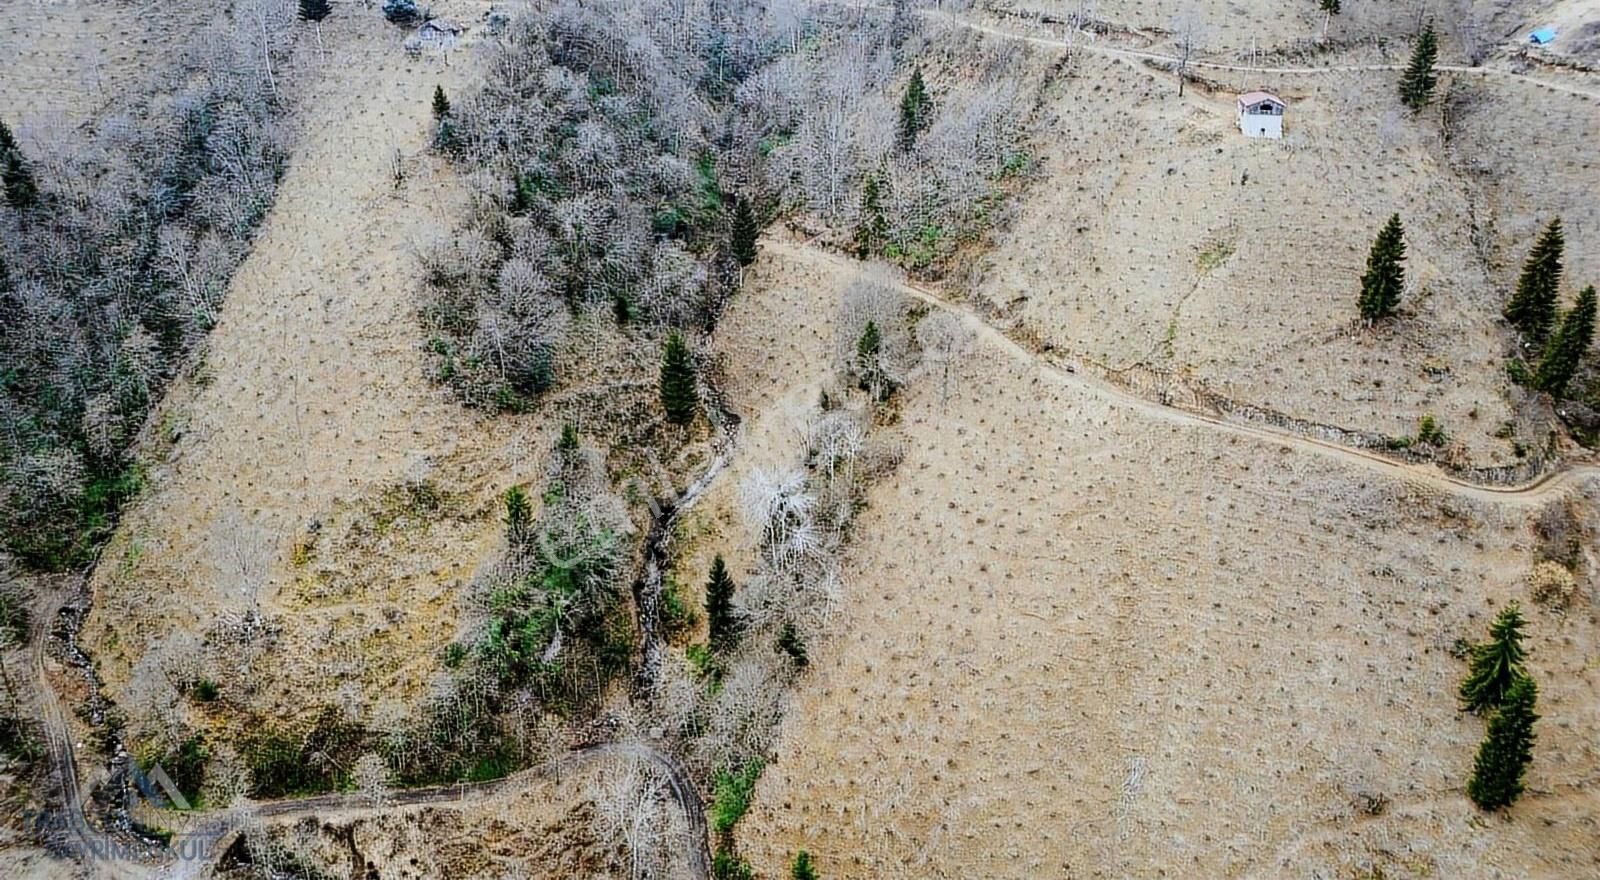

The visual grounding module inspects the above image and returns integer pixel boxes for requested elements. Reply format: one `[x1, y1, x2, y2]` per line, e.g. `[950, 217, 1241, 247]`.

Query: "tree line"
[0, 1, 302, 570]
[1357, 215, 1594, 403]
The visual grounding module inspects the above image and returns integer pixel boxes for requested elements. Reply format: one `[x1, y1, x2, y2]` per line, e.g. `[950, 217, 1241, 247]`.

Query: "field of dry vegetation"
[2, 0, 1599, 878]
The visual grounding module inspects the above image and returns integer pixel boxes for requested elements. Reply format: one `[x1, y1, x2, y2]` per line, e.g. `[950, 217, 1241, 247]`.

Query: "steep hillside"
[735, 249, 1600, 879]
[81, 1, 524, 738]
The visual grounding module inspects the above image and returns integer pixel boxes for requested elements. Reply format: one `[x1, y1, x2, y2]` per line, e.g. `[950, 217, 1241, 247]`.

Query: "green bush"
[712, 850, 754, 880]
[711, 759, 766, 837]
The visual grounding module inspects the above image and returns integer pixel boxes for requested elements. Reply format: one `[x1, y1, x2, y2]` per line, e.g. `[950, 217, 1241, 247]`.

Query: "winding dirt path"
[922, 7, 1600, 101]
[36, 582, 712, 880]
[764, 237, 1600, 507]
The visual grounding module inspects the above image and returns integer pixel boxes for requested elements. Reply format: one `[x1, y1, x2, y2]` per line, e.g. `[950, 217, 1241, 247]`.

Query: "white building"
[1236, 90, 1285, 139]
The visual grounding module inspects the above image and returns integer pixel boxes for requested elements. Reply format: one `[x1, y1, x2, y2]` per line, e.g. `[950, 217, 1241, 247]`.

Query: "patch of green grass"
[1196, 239, 1236, 272]
[661, 576, 698, 638]
[711, 759, 766, 837]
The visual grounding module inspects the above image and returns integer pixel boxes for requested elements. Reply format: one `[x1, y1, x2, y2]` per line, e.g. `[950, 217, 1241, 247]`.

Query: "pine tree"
[1359, 214, 1406, 322]
[705, 554, 738, 652]
[1533, 285, 1597, 398]
[504, 486, 532, 547]
[897, 68, 931, 151]
[1399, 22, 1439, 110]
[660, 332, 699, 425]
[0, 120, 39, 211]
[853, 173, 887, 259]
[791, 850, 818, 880]
[1467, 673, 1538, 810]
[1505, 218, 1564, 341]
[298, 0, 332, 22]
[776, 622, 808, 667]
[731, 198, 759, 267]
[857, 320, 884, 393]
[511, 173, 537, 215]
[1319, 0, 1340, 13]
[432, 85, 451, 120]
[1459, 603, 1528, 713]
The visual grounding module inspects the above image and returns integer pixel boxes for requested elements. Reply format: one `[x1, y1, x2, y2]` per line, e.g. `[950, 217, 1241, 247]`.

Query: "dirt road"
[763, 237, 1599, 507]
[921, 7, 1600, 101]
[35, 581, 712, 880]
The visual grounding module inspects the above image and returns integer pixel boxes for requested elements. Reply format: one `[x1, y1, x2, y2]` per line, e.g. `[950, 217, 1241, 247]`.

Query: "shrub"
[713, 850, 754, 880]
[711, 759, 765, 837]
[382, 0, 422, 25]
[1416, 414, 1446, 446]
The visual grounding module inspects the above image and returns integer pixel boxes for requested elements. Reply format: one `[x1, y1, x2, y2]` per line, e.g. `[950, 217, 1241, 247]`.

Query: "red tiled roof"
[1237, 90, 1284, 107]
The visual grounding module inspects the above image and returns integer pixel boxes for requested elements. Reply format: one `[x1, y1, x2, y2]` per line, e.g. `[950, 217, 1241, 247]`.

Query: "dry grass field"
[975, 53, 1524, 459]
[0, 0, 219, 129]
[5, 0, 1598, 877]
[80, 1, 528, 727]
[733, 249, 1600, 879]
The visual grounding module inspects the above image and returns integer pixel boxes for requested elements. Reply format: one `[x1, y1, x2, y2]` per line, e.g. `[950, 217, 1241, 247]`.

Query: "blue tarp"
[1529, 28, 1557, 45]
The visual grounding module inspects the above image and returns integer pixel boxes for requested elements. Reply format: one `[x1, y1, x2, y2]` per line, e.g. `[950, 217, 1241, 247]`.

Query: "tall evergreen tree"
[1359, 214, 1406, 322]
[298, 0, 332, 22]
[853, 173, 887, 259]
[1459, 603, 1528, 713]
[731, 198, 759, 267]
[1533, 285, 1597, 398]
[897, 68, 931, 151]
[504, 485, 532, 547]
[432, 85, 451, 120]
[705, 554, 738, 652]
[1467, 674, 1538, 810]
[660, 331, 699, 425]
[791, 850, 819, 880]
[1505, 218, 1564, 341]
[0, 120, 38, 211]
[856, 320, 884, 391]
[1399, 22, 1439, 110]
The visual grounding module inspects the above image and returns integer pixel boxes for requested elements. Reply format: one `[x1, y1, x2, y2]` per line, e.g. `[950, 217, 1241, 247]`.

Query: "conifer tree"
[1459, 603, 1527, 713]
[660, 331, 698, 425]
[558, 423, 580, 453]
[731, 197, 759, 267]
[432, 85, 451, 120]
[1533, 285, 1597, 398]
[511, 173, 537, 215]
[897, 68, 931, 151]
[853, 173, 887, 259]
[298, 0, 332, 22]
[791, 850, 818, 880]
[705, 554, 738, 652]
[1319, 0, 1340, 13]
[504, 486, 532, 547]
[1399, 22, 1439, 110]
[1505, 218, 1564, 341]
[0, 120, 38, 211]
[776, 622, 808, 667]
[1467, 673, 1538, 810]
[856, 320, 886, 394]
[1359, 214, 1406, 322]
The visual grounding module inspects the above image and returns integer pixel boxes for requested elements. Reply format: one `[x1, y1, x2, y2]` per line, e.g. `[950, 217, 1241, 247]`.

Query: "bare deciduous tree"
[1170, 12, 1208, 97]
[917, 310, 976, 406]
[587, 755, 673, 880]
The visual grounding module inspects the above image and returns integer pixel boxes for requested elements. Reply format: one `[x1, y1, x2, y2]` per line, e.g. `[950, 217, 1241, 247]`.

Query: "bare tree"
[917, 310, 976, 407]
[1170, 12, 1208, 97]
[587, 755, 672, 880]
[211, 509, 274, 627]
[352, 752, 394, 808]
